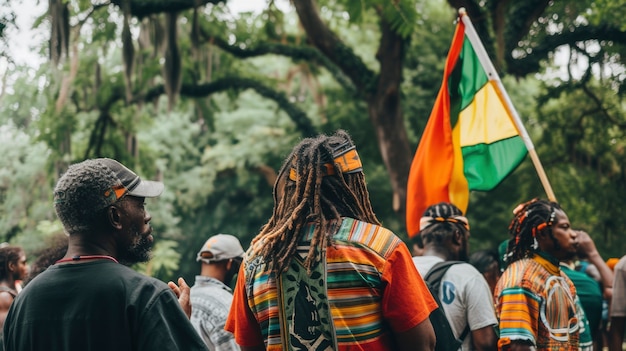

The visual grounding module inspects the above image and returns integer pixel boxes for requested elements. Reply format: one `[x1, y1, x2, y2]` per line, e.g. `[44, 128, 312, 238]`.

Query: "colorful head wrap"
[288, 142, 363, 181]
[419, 215, 470, 231]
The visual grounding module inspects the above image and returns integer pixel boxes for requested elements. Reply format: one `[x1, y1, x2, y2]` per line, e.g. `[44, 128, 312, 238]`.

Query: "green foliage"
[0, 124, 53, 248]
[532, 76, 626, 257]
[0, 65, 47, 134]
[588, 0, 626, 30]
[336, 0, 419, 38]
[132, 90, 300, 280]
[135, 240, 181, 278]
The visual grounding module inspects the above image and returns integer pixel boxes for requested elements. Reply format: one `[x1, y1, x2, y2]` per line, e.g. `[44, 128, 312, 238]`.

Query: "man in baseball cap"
[191, 234, 244, 350]
[4, 158, 207, 351]
[196, 234, 245, 263]
[53, 157, 164, 236]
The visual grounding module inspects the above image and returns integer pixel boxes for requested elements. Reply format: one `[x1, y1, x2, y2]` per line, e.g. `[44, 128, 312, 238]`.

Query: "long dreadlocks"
[505, 198, 561, 264]
[250, 130, 380, 274]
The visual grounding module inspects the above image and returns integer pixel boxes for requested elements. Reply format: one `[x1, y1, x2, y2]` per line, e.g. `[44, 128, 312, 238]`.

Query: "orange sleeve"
[225, 265, 264, 347]
[381, 242, 438, 332]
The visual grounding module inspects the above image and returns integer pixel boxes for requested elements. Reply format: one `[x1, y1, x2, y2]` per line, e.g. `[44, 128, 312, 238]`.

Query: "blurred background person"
[560, 230, 613, 350]
[609, 255, 626, 351]
[21, 234, 68, 287]
[0, 246, 28, 350]
[191, 233, 244, 351]
[469, 249, 501, 297]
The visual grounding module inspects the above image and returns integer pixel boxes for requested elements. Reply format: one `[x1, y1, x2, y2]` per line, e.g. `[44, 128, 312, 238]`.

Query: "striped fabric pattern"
[247, 271, 281, 347]
[242, 217, 432, 350]
[498, 286, 542, 343]
[326, 219, 399, 345]
[495, 255, 580, 350]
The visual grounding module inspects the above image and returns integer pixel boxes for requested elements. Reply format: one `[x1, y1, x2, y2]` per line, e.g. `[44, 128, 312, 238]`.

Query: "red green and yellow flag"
[405, 18, 527, 237]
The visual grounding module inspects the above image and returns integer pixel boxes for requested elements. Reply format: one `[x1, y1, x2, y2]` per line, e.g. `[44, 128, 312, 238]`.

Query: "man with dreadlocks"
[495, 199, 588, 351]
[412, 202, 498, 351]
[225, 130, 437, 351]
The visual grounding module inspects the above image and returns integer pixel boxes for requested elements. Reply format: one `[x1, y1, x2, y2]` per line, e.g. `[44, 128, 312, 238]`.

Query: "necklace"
[55, 255, 119, 264]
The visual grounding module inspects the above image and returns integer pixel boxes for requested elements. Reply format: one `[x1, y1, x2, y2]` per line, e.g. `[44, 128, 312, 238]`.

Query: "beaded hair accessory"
[533, 206, 557, 236]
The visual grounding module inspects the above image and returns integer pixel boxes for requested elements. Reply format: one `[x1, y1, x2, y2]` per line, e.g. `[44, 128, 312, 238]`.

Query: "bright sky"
[5, 0, 47, 67]
[6, 1, 259, 64]
[1, 0, 289, 76]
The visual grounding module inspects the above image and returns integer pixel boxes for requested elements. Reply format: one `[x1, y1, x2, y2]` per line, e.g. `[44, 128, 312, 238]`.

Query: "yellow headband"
[288, 147, 363, 181]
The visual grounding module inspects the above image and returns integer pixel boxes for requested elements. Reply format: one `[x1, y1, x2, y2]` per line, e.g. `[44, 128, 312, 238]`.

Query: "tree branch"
[580, 82, 626, 129]
[504, 0, 551, 55]
[141, 77, 318, 137]
[110, 0, 224, 18]
[507, 24, 626, 77]
[292, 0, 376, 96]
[199, 30, 355, 93]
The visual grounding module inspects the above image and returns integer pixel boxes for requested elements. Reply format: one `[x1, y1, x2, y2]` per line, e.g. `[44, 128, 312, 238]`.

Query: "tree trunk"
[369, 19, 412, 216]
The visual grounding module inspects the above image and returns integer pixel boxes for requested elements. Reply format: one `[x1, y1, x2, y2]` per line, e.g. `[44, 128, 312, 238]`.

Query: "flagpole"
[457, 8, 557, 202]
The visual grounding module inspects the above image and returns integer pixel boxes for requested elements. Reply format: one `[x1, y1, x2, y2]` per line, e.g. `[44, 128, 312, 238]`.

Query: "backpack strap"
[424, 260, 471, 342]
[458, 325, 470, 342]
[424, 261, 462, 293]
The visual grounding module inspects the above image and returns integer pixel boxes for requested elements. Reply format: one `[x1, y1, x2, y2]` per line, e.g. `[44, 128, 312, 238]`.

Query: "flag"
[405, 17, 527, 238]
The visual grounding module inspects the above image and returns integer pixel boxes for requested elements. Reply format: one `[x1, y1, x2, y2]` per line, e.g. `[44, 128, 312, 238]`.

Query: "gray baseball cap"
[196, 234, 244, 263]
[98, 158, 164, 203]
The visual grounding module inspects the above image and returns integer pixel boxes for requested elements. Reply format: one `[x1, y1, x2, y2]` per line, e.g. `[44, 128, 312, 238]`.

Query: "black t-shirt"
[3, 260, 208, 351]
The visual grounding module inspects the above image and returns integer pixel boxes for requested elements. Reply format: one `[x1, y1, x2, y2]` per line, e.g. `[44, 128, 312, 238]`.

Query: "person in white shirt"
[412, 202, 498, 351]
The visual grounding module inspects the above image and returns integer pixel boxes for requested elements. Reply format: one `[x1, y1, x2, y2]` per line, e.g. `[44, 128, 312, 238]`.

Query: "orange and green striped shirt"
[225, 218, 437, 350]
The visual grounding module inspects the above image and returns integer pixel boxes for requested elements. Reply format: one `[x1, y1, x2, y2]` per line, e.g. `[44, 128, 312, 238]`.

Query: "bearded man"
[3, 158, 207, 351]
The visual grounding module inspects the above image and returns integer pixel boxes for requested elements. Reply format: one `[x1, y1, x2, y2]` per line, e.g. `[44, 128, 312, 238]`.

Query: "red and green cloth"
[406, 18, 527, 237]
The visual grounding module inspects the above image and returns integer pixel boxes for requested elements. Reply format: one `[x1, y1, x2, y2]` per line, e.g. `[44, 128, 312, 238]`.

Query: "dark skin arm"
[576, 231, 614, 298]
[471, 325, 498, 351]
[609, 316, 626, 351]
[394, 317, 436, 351]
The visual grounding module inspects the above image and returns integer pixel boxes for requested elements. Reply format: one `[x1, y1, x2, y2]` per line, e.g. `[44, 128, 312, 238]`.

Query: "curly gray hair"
[54, 159, 124, 234]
